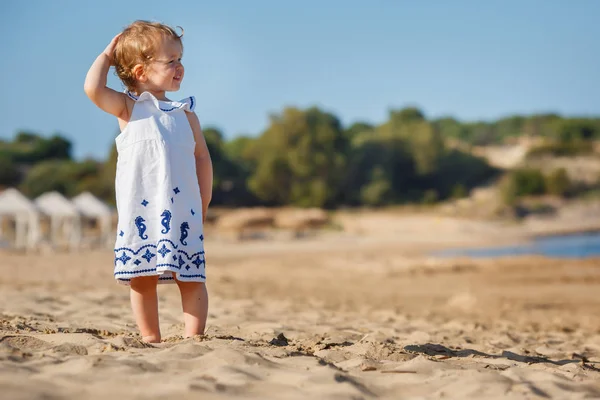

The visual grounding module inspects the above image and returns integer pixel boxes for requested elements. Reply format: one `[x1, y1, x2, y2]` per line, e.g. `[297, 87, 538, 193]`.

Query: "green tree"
[493, 116, 525, 139]
[408, 122, 444, 176]
[465, 122, 496, 145]
[433, 117, 468, 141]
[34, 135, 72, 160]
[360, 167, 392, 206]
[556, 119, 598, 143]
[224, 136, 258, 167]
[0, 154, 20, 186]
[95, 142, 119, 204]
[342, 134, 414, 205]
[9, 133, 72, 163]
[390, 107, 426, 124]
[344, 121, 375, 142]
[523, 114, 561, 138]
[19, 160, 99, 198]
[14, 132, 40, 144]
[432, 150, 498, 197]
[202, 127, 257, 206]
[248, 107, 348, 207]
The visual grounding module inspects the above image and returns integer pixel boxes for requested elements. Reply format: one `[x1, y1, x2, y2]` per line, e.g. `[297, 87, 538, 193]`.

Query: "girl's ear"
[132, 64, 147, 83]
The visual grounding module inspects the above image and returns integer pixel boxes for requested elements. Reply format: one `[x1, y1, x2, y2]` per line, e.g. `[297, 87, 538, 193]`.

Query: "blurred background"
[0, 0, 599, 254]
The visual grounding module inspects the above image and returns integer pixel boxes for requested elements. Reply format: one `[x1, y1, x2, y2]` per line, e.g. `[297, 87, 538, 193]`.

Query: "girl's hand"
[84, 32, 128, 118]
[103, 34, 121, 66]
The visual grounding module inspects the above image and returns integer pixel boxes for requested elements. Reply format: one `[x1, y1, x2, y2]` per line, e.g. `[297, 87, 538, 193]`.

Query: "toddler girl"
[84, 20, 213, 343]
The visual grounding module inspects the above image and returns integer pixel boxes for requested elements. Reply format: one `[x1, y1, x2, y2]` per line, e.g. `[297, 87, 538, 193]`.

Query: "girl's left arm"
[187, 112, 213, 223]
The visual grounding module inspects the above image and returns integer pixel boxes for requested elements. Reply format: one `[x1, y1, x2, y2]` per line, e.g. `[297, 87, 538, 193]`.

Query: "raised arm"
[186, 111, 213, 223]
[84, 34, 128, 119]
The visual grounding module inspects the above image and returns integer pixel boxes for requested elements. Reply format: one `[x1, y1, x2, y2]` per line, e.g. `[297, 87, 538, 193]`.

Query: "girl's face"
[142, 37, 184, 94]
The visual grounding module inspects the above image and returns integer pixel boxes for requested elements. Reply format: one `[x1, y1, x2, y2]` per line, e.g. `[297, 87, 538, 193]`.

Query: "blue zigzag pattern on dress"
[114, 243, 155, 255]
[114, 239, 180, 255]
[156, 239, 179, 249]
[177, 249, 206, 260]
[114, 262, 187, 276]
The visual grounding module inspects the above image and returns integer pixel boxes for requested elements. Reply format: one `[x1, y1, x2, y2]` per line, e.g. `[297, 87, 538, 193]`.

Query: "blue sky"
[1, 1, 598, 160]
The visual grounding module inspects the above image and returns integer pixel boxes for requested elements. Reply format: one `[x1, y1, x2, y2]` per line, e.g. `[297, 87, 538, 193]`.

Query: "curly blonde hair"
[113, 20, 183, 93]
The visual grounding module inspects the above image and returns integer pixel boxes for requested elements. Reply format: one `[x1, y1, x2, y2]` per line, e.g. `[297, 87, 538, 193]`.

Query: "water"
[437, 231, 600, 259]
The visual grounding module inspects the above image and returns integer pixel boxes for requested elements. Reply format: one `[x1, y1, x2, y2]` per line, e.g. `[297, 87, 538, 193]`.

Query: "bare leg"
[130, 275, 161, 343]
[175, 280, 208, 337]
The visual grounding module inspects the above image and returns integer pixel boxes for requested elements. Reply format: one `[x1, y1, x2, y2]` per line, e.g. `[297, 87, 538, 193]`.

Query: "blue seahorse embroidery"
[180, 222, 189, 246]
[135, 216, 148, 240]
[161, 210, 172, 234]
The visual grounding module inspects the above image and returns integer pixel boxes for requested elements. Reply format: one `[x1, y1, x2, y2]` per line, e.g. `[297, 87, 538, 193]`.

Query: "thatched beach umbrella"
[34, 191, 82, 251]
[0, 188, 42, 250]
[71, 192, 113, 248]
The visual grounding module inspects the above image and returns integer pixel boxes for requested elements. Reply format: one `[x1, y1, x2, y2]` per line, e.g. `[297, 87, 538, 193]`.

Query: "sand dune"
[1, 216, 600, 399]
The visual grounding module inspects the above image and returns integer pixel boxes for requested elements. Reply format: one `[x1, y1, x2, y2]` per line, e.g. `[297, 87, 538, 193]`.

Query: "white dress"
[112, 91, 206, 285]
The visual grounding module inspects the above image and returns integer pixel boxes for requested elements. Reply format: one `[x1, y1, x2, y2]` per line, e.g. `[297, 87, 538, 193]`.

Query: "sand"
[1, 213, 600, 399]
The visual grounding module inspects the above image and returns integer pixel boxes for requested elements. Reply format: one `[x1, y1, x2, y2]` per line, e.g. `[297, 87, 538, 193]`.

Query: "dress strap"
[125, 91, 196, 113]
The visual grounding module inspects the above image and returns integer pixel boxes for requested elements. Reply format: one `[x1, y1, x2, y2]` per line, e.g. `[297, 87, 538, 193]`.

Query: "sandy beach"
[2, 212, 600, 399]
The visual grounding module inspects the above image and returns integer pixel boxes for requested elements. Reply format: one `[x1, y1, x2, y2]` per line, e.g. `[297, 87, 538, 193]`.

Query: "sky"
[1, 0, 599, 160]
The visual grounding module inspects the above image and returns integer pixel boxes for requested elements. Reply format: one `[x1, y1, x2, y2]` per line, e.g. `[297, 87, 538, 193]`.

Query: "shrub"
[451, 184, 467, 199]
[544, 168, 571, 196]
[526, 142, 592, 158]
[422, 189, 439, 205]
[500, 168, 546, 205]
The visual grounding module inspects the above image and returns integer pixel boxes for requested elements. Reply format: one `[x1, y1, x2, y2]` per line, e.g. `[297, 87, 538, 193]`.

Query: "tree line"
[1, 106, 599, 208]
